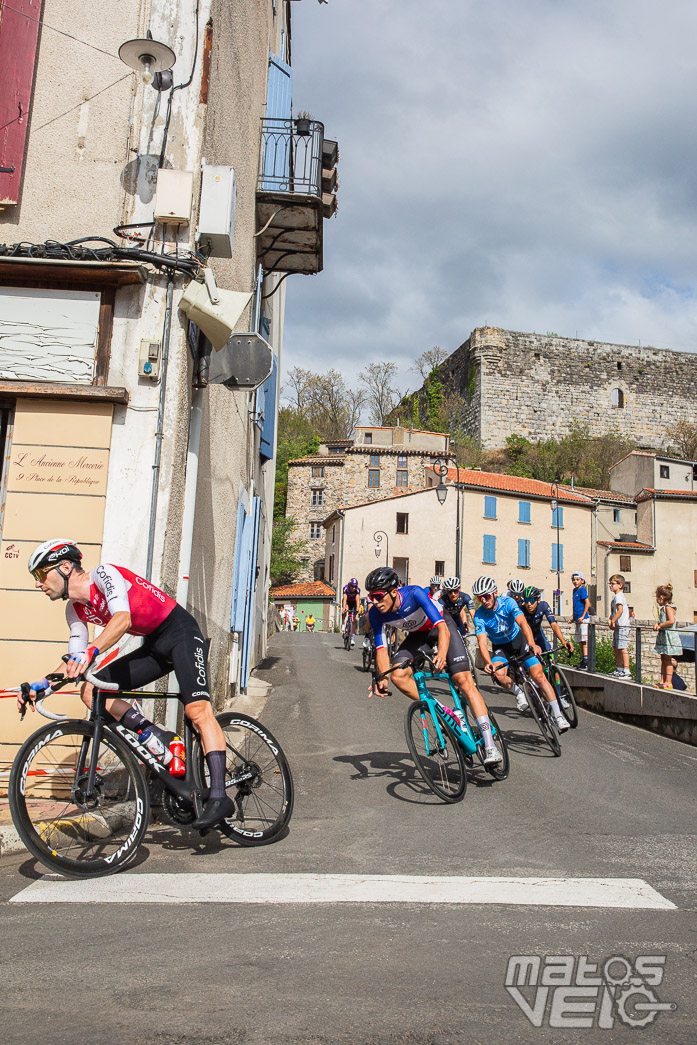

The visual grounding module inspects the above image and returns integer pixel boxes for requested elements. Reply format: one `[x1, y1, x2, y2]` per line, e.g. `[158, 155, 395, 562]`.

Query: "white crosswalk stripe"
[10, 873, 677, 908]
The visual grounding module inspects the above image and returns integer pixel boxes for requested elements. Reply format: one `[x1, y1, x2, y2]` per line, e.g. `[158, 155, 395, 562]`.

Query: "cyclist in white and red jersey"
[22, 538, 235, 829]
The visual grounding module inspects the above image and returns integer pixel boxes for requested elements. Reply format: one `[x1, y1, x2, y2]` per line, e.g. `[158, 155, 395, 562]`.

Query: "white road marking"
[10, 873, 676, 908]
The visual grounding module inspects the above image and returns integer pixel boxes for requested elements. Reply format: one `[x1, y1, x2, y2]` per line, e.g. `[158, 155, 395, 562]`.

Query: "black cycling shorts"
[491, 629, 539, 670]
[393, 614, 472, 675]
[92, 604, 211, 706]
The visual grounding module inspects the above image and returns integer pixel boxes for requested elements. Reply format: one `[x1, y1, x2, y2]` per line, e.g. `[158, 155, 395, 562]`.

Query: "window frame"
[619, 554, 632, 573]
[396, 468, 408, 487]
[484, 495, 497, 520]
[310, 487, 324, 506]
[311, 465, 325, 478]
[483, 534, 496, 564]
[552, 543, 564, 572]
[518, 538, 531, 569]
[368, 468, 380, 488]
[518, 500, 531, 524]
[396, 512, 409, 534]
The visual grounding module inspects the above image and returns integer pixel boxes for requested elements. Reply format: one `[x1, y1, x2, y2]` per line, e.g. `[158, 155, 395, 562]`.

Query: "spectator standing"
[607, 574, 631, 678]
[653, 584, 683, 688]
[571, 571, 591, 669]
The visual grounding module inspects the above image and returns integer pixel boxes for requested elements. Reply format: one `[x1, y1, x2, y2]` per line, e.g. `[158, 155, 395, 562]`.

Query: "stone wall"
[286, 448, 444, 582]
[437, 326, 697, 450]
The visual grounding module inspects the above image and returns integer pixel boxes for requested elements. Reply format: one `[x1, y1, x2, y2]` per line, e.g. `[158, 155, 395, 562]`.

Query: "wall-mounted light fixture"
[118, 37, 176, 88]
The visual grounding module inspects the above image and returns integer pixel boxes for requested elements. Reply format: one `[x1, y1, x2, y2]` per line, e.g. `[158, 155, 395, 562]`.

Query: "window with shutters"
[368, 469, 380, 487]
[396, 468, 408, 487]
[552, 505, 564, 528]
[483, 534, 496, 564]
[311, 488, 324, 506]
[518, 539, 531, 568]
[619, 555, 632, 572]
[518, 501, 531, 524]
[311, 465, 324, 478]
[484, 496, 497, 519]
[309, 522, 322, 539]
[0, 0, 42, 208]
[552, 544, 564, 572]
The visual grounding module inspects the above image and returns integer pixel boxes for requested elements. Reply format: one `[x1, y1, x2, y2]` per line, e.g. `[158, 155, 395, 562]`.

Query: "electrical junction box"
[197, 165, 236, 258]
[153, 169, 194, 225]
[139, 339, 161, 380]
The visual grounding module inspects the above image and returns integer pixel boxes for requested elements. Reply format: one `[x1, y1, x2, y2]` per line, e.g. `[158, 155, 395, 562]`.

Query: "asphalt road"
[1, 630, 696, 1044]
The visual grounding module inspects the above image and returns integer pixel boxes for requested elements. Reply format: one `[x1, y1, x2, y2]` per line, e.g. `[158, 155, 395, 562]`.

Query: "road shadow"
[333, 750, 497, 805]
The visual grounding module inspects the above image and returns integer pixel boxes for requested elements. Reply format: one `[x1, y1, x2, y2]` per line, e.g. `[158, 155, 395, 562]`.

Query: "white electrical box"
[139, 338, 161, 380]
[197, 165, 237, 258]
[154, 169, 194, 225]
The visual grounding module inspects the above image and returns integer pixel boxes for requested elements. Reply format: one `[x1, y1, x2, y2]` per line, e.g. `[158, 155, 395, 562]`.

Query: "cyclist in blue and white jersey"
[366, 566, 502, 764]
[520, 586, 573, 656]
[472, 576, 569, 732]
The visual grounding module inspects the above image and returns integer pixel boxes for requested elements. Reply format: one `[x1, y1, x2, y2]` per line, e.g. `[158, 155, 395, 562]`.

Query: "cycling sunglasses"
[368, 590, 392, 601]
[31, 565, 58, 582]
[477, 592, 496, 603]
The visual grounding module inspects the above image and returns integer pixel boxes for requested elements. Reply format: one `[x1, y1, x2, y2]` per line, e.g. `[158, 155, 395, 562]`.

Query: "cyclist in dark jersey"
[520, 586, 573, 656]
[23, 539, 235, 828]
[439, 576, 473, 636]
[342, 578, 361, 646]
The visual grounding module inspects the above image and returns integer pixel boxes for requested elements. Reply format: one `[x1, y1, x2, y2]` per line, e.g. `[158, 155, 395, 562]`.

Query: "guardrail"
[555, 621, 696, 689]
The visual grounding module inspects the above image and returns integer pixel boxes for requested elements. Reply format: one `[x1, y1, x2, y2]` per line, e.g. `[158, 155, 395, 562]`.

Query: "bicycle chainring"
[161, 789, 197, 826]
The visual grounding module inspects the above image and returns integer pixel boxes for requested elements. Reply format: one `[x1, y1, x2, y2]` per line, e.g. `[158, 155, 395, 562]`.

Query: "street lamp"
[433, 459, 449, 505]
[551, 481, 562, 615]
[373, 529, 389, 564]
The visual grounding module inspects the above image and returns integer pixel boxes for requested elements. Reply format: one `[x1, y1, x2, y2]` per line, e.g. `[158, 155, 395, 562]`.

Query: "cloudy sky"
[281, 0, 697, 397]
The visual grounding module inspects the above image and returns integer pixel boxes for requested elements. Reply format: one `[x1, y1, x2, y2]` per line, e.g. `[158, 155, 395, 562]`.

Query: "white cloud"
[283, 0, 697, 383]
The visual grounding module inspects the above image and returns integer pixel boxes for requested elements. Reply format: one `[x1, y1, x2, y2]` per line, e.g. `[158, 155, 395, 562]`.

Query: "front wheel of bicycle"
[550, 663, 579, 728]
[9, 720, 149, 878]
[404, 700, 467, 803]
[362, 646, 372, 672]
[523, 677, 562, 756]
[194, 712, 294, 846]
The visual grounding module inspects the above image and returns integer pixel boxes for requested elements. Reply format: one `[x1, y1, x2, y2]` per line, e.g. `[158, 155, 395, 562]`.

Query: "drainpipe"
[145, 275, 175, 581]
[165, 386, 204, 732]
[337, 510, 345, 629]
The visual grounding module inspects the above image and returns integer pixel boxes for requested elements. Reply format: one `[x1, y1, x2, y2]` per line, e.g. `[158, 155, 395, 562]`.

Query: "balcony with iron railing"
[256, 118, 338, 276]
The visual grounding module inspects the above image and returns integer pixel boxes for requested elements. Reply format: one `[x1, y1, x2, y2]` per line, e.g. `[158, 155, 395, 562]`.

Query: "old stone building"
[285, 425, 452, 581]
[418, 326, 697, 450]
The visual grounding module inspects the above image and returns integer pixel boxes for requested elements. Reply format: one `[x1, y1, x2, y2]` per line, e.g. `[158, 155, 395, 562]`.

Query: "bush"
[556, 636, 636, 677]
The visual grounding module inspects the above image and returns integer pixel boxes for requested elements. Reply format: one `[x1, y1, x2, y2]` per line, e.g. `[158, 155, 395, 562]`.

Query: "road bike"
[8, 664, 294, 879]
[488, 652, 562, 757]
[362, 633, 376, 672]
[372, 652, 509, 803]
[343, 610, 356, 650]
[538, 648, 578, 728]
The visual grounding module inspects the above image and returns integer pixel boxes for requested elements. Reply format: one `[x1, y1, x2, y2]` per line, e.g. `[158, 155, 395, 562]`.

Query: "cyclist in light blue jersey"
[472, 576, 569, 731]
[366, 566, 503, 764]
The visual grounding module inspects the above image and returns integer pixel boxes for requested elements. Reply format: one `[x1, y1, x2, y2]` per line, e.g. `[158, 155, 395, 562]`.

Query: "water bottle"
[452, 708, 467, 731]
[139, 729, 172, 765]
[168, 735, 186, 776]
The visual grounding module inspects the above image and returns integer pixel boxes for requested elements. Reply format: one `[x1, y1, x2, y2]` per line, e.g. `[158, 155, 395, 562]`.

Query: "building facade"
[413, 326, 697, 450]
[286, 425, 452, 582]
[0, 1, 338, 778]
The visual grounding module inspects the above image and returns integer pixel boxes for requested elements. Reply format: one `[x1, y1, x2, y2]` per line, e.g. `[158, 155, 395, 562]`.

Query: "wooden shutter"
[259, 356, 278, 461]
[0, 0, 42, 207]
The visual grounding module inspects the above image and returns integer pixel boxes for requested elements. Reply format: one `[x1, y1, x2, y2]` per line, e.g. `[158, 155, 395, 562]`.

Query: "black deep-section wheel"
[550, 663, 578, 728]
[194, 712, 294, 846]
[404, 700, 467, 803]
[9, 720, 149, 878]
[523, 677, 562, 756]
[362, 645, 372, 672]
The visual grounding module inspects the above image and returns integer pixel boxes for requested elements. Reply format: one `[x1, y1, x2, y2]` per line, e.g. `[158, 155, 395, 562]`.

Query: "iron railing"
[257, 118, 324, 196]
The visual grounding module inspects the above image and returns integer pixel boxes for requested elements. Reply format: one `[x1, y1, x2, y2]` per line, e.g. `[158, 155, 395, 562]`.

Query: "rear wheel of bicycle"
[550, 663, 578, 728]
[362, 645, 372, 672]
[523, 677, 562, 756]
[194, 712, 294, 846]
[343, 626, 351, 651]
[404, 700, 467, 803]
[9, 720, 149, 878]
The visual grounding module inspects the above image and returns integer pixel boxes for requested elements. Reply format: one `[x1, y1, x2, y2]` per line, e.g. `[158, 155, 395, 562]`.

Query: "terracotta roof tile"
[270, 581, 336, 598]
[288, 455, 346, 466]
[636, 488, 697, 502]
[597, 540, 654, 550]
[439, 467, 594, 504]
[563, 484, 635, 503]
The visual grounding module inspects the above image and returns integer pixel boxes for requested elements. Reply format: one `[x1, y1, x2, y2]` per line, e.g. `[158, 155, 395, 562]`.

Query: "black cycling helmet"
[523, 585, 541, 602]
[365, 566, 399, 593]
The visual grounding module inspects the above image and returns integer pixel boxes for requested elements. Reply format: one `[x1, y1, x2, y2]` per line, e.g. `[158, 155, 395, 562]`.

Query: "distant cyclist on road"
[439, 576, 474, 636]
[342, 577, 361, 646]
[23, 538, 236, 829]
[366, 566, 503, 764]
[520, 586, 573, 656]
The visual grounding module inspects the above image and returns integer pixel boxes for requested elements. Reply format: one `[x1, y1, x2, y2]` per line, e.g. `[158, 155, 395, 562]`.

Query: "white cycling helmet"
[28, 539, 83, 600]
[508, 578, 526, 595]
[429, 575, 442, 587]
[472, 575, 497, 597]
[441, 576, 461, 591]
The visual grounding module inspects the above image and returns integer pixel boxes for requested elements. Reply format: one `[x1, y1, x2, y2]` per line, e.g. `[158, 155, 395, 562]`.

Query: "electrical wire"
[0, 237, 200, 278]
[1, 4, 124, 61]
[158, 0, 201, 168]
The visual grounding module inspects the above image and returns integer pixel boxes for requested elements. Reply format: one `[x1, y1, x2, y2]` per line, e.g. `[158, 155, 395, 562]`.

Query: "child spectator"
[607, 573, 631, 678]
[653, 584, 682, 688]
[670, 659, 688, 691]
[570, 571, 591, 669]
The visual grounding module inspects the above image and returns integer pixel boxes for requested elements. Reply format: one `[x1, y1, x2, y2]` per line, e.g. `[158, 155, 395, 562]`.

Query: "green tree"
[411, 393, 420, 427]
[270, 517, 306, 585]
[274, 407, 319, 518]
[425, 366, 444, 430]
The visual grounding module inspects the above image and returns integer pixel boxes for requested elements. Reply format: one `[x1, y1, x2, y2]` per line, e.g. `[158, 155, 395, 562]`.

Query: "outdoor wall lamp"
[118, 37, 176, 88]
[373, 530, 389, 563]
[433, 459, 449, 505]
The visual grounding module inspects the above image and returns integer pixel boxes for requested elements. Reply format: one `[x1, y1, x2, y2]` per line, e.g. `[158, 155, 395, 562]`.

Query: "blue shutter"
[259, 355, 278, 461]
[239, 497, 261, 689]
[552, 543, 564, 572]
[518, 539, 530, 568]
[519, 501, 531, 523]
[552, 505, 564, 528]
[262, 53, 293, 190]
[484, 495, 497, 519]
[483, 534, 496, 563]
[231, 502, 252, 632]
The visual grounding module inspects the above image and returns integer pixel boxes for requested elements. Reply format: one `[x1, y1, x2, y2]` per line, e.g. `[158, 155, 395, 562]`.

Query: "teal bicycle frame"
[412, 667, 502, 757]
